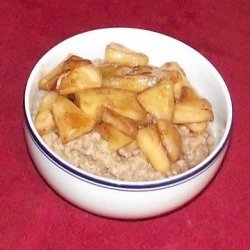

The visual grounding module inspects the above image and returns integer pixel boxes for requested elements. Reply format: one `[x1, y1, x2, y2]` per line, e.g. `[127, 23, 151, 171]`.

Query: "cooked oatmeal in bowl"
[24, 28, 232, 219]
[33, 42, 215, 182]
[42, 126, 215, 181]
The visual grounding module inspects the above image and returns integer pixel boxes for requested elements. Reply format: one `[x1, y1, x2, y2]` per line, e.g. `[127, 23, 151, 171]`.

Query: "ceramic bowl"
[24, 28, 233, 219]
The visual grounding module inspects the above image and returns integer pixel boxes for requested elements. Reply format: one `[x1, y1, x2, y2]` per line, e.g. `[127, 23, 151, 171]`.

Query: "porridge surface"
[42, 125, 215, 181]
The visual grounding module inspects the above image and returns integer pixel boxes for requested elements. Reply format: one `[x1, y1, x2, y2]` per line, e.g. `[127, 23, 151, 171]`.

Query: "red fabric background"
[1, 0, 249, 249]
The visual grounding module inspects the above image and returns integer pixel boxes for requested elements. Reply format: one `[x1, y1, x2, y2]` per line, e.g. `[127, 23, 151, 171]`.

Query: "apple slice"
[137, 79, 175, 121]
[180, 86, 199, 99]
[185, 121, 208, 134]
[52, 96, 95, 143]
[63, 55, 92, 71]
[75, 88, 106, 123]
[103, 73, 157, 92]
[156, 120, 182, 162]
[161, 62, 190, 87]
[173, 87, 214, 124]
[102, 107, 138, 138]
[96, 122, 133, 151]
[98, 63, 134, 79]
[136, 113, 154, 127]
[120, 140, 138, 152]
[104, 88, 147, 122]
[173, 99, 214, 124]
[136, 125, 171, 174]
[34, 91, 58, 135]
[159, 70, 183, 101]
[38, 64, 63, 91]
[105, 42, 149, 66]
[57, 64, 102, 95]
[132, 65, 154, 74]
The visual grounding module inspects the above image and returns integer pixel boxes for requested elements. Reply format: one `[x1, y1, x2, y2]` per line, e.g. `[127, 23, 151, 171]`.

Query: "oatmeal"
[42, 125, 214, 181]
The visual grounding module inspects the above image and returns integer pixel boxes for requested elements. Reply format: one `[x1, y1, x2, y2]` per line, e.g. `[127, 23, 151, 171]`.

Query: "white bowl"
[24, 28, 233, 219]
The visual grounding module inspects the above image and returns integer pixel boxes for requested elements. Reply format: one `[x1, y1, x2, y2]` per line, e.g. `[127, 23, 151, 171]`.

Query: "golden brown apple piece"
[34, 91, 58, 135]
[38, 64, 63, 91]
[98, 63, 134, 79]
[96, 122, 133, 151]
[136, 125, 171, 174]
[136, 113, 154, 127]
[156, 120, 182, 162]
[173, 87, 214, 124]
[159, 70, 183, 101]
[137, 79, 175, 121]
[119, 140, 138, 152]
[132, 65, 154, 74]
[75, 88, 106, 123]
[104, 88, 147, 122]
[103, 73, 157, 92]
[105, 42, 149, 66]
[52, 96, 95, 143]
[57, 64, 102, 95]
[102, 107, 138, 138]
[180, 86, 198, 99]
[185, 121, 208, 134]
[161, 62, 190, 86]
[63, 55, 92, 71]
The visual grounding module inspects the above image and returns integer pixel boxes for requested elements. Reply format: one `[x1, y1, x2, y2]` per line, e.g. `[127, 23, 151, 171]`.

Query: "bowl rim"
[24, 27, 233, 191]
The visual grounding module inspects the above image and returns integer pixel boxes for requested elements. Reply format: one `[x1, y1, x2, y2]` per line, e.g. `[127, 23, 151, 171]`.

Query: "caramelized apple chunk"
[52, 96, 95, 143]
[105, 42, 149, 66]
[35, 91, 58, 135]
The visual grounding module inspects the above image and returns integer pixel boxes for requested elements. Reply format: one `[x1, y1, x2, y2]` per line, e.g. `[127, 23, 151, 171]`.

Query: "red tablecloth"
[1, 1, 249, 249]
